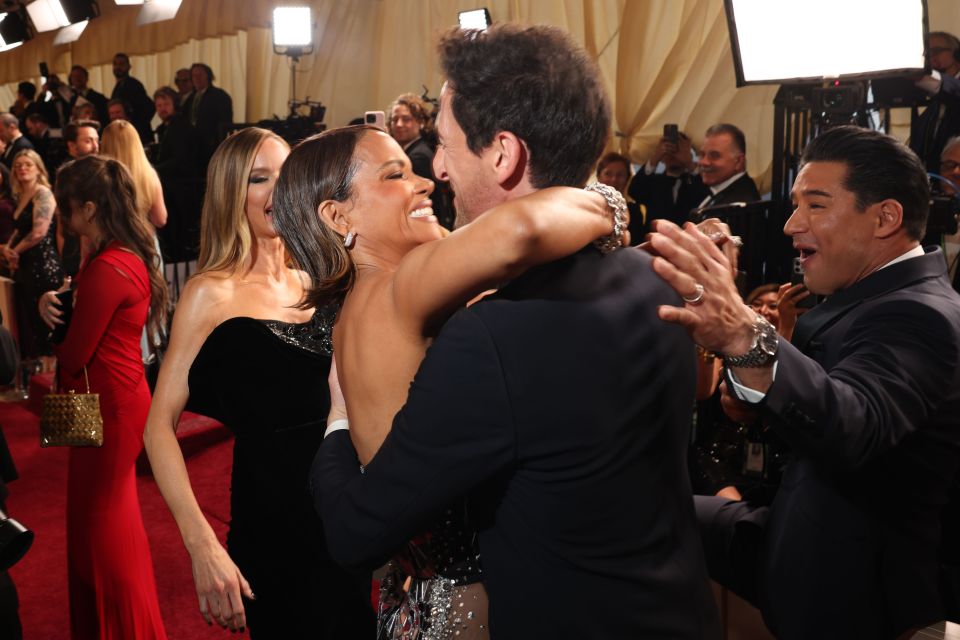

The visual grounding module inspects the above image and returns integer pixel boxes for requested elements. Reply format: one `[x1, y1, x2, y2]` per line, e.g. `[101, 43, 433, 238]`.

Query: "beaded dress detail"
[378, 502, 489, 639]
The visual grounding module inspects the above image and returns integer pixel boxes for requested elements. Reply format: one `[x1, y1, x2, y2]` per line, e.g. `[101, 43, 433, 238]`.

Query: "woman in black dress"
[1, 150, 64, 359]
[143, 128, 375, 637]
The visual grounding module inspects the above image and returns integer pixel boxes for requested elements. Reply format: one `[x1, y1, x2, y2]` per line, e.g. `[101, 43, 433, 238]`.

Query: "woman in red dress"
[40, 156, 169, 639]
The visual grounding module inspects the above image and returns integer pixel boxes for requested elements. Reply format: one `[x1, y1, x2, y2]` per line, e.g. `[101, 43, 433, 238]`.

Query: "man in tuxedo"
[67, 65, 108, 127]
[312, 24, 719, 639]
[24, 113, 66, 177]
[182, 63, 233, 167]
[110, 53, 155, 145]
[650, 125, 960, 638]
[694, 123, 760, 212]
[0, 113, 34, 170]
[911, 31, 960, 173]
[628, 130, 708, 227]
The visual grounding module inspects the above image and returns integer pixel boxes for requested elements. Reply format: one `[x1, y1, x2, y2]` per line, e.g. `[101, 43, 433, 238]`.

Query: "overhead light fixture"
[52, 18, 86, 44]
[0, 11, 31, 52]
[136, 0, 181, 26]
[26, 0, 97, 33]
[724, 0, 927, 86]
[458, 8, 491, 31]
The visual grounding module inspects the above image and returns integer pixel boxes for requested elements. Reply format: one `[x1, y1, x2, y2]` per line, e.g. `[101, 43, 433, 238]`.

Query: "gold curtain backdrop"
[0, 0, 957, 192]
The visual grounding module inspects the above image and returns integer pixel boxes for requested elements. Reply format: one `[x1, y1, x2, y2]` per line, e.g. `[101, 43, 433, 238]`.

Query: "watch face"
[758, 320, 779, 356]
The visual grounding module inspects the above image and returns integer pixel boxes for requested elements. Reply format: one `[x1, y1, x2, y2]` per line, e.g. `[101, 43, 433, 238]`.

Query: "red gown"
[54, 244, 167, 640]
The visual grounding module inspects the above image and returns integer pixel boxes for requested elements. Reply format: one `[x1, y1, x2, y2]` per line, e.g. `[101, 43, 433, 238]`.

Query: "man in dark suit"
[311, 24, 719, 639]
[110, 52, 155, 145]
[182, 63, 233, 167]
[911, 31, 960, 173]
[628, 130, 709, 228]
[67, 65, 108, 127]
[650, 125, 960, 638]
[0, 113, 34, 170]
[24, 113, 66, 177]
[693, 123, 761, 213]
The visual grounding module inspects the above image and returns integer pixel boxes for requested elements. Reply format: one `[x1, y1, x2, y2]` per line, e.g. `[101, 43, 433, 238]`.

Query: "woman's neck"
[245, 236, 290, 283]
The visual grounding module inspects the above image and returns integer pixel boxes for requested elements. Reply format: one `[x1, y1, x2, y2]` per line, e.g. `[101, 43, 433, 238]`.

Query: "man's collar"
[876, 244, 925, 271]
[402, 136, 422, 152]
[709, 171, 746, 195]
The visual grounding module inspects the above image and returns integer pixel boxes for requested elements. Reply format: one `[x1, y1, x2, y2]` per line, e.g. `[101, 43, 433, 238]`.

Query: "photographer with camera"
[628, 126, 707, 227]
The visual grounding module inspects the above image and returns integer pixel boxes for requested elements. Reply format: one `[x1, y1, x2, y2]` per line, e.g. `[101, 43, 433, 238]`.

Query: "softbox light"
[52, 18, 86, 44]
[0, 12, 31, 52]
[136, 0, 181, 26]
[272, 7, 312, 48]
[724, 0, 928, 86]
[458, 8, 491, 31]
[27, 0, 96, 32]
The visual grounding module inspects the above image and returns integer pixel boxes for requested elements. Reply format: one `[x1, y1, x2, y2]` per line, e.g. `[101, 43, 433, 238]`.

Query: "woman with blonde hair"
[100, 119, 167, 230]
[1, 149, 64, 359]
[143, 127, 376, 638]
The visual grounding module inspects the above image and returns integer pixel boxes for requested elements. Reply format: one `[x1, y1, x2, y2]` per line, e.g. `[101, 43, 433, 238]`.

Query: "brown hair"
[197, 127, 289, 274]
[272, 125, 379, 309]
[54, 156, 168, 338]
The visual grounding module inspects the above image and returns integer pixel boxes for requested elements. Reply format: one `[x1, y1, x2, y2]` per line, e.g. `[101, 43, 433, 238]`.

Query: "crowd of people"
[0, 22, 957, 640]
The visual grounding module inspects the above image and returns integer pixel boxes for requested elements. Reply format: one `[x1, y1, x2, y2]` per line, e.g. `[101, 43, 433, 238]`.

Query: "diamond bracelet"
[585, 182, 627, 254]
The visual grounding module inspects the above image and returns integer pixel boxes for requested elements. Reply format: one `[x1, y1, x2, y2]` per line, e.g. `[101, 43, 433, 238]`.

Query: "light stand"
[272, 7, 314, 118]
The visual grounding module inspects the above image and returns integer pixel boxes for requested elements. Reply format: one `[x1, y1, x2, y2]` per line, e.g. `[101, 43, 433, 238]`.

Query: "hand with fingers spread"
[38, 278, 72, 330]
[648, 219, 776, 392]
[189, 537, 254, 632]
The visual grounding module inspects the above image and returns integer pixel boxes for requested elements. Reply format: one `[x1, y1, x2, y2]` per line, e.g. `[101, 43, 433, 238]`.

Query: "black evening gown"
[186, 305, 375, 638]
[12, 201, 64, 357]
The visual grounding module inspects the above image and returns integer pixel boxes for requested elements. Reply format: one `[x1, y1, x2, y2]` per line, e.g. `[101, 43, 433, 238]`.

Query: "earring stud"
[344, 230, 356, 249]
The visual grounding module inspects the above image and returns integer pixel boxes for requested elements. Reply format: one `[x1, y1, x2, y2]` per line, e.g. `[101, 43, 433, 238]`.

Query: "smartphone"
[364, 110, 386, 131]
[663, 123, 679, 145]
[791, 258, 818, 309]
[48, 289, 74, 345]
[39, 62, 49, 80]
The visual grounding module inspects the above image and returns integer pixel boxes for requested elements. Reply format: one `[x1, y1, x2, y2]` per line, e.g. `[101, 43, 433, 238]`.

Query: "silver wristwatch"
[722, 314, 779, 368]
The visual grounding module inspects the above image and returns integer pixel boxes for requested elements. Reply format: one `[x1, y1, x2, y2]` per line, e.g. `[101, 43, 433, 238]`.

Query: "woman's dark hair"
[801, 125, 930, 240]
[437, 23, 610, 189]
[55, 156, 169, 337]
[272, 125, 380, 309]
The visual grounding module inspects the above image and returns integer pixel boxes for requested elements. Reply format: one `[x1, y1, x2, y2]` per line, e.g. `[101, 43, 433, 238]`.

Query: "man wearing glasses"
[911, 31, 960, 172]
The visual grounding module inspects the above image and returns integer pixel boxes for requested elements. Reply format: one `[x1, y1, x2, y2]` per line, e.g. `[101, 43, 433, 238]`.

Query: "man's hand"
[648, 220, 756, 356]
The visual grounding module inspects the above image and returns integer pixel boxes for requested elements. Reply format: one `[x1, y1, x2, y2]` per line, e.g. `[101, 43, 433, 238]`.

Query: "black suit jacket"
[182, 86, 233, 164]
[751, 248, 960, 638]
[111, 75, 156, 144]
[627, 169, 710, 228]
[315, 247, 720, 639]
[1, 136, 34, 169]
[69, 88, 109, 129]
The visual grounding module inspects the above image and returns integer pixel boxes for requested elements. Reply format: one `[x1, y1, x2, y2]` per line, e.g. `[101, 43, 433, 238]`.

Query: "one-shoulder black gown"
[187, 306, 375, 638]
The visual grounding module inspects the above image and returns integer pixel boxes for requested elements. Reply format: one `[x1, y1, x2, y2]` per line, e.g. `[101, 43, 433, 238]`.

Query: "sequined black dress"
[378, 503, 489, 639]
[186, 305, 375, 639]
[12, 201, 64, 357]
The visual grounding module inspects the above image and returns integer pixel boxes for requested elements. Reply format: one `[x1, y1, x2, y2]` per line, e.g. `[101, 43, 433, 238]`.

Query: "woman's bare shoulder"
[176, 271, 238, 328]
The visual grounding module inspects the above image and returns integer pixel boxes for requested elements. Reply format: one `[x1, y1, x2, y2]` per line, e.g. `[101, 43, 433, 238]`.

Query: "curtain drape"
[0, 0, 956, 192]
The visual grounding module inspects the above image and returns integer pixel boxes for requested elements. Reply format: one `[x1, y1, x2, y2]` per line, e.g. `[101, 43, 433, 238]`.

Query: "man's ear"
[874, 198, 905, 239]
[317, 200, 350, 237]
[488, 131, 528, 189]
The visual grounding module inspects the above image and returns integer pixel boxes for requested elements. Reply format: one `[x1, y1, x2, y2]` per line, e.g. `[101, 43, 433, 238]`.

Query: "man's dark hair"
[70, 65, 88, 79]
[930, 31, 960, 55]
[705, 123, 747, 155]
[437, 24, 610, 188]
[114, 52, 129, 63]
[64, 120, 100, 144]
[801, 125, 930, 240]
[153, 86, 180, 105]
[107, 99, 129, 116]
[25, 113, 47, 126]
[191, 63, 214, 83]
[17, 82, 36, 100]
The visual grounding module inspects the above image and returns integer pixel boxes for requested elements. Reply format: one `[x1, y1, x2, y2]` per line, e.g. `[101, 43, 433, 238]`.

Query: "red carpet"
[1, 397, 236, 639]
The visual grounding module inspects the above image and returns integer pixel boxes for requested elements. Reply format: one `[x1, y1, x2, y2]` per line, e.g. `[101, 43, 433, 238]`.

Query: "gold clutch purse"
[39, 366, 103, 448]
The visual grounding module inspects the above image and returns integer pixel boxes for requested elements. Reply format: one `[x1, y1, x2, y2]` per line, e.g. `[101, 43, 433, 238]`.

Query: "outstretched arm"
[142, 278, 252, 633]
[391, 186, 615, 334]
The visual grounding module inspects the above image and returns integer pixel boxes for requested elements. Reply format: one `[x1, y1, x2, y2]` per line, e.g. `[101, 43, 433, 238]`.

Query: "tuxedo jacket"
[69, 88, 108, 130]
[315, 247, 720, 639]
[753, 248, 960, 638]
[182, 86, 233, 162]
[111, 75, 156, 144]
[627, 170, 709, 228]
